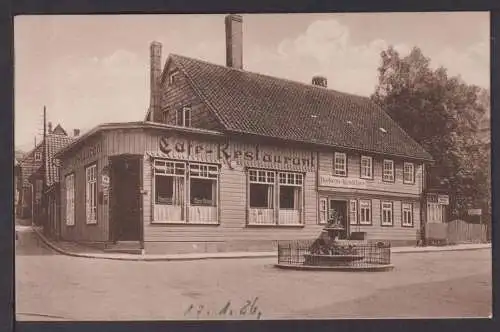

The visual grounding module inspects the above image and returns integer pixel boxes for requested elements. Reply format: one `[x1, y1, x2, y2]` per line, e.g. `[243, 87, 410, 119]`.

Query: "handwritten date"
[184, 297, 262, 319]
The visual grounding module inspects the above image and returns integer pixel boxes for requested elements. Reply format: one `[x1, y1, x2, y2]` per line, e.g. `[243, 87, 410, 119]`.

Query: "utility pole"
[42, 106, 47, 229]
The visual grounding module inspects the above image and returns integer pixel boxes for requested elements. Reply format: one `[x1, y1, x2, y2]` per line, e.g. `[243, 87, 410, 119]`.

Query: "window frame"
[189, 163, 219, 207]
[403, 162, 415, 184]
[382, 159, 395, 182]
[168, 71, 179, 85]
[85, 163, 98, 225]
[402, 202, 414, 227]
[381, 201, 394, 227]
[247, 168, 304, 226]
[175, 106, 192, 127]
[333, 152, 347, 177]
[319, 197, 328, 224]
[358, 199, 372, 225]
[349, 199, 358, 225]
[65, 173, 75, 226]
[360, 155, 373, 179]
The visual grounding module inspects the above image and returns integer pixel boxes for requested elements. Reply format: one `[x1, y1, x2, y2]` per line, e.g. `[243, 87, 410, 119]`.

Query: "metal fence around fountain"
[277, 239, 392, 268]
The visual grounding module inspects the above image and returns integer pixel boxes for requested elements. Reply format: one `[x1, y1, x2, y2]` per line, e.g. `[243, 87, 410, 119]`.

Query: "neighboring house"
[29, 127, 75, 237]
[16, 144, 44, 219]
[54, 15, 433, 254]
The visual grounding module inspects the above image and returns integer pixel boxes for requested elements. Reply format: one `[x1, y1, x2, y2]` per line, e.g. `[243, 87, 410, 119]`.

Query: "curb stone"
[31, 227, 491, 262]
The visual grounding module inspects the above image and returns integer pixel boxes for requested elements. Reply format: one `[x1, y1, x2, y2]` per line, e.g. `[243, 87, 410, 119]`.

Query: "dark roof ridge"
[169, 53, 370, 101]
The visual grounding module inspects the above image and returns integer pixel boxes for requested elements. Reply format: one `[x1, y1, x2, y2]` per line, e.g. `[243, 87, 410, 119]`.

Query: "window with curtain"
[249, 169, 274, 208]
[154, 160, 185, 206]
[189, 163, 218, 206]
[278, 171, 303, 210]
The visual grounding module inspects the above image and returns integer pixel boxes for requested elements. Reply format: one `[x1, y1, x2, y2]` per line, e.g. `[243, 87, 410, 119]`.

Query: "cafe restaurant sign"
[156, 135, 315, 170]
[319, 174, 368, 189]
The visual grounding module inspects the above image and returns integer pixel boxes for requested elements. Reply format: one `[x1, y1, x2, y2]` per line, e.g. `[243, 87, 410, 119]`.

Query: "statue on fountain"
[309, 209, 356, 256]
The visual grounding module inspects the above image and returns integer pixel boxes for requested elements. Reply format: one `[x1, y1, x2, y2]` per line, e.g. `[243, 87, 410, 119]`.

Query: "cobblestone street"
[15, 228, 491, 320]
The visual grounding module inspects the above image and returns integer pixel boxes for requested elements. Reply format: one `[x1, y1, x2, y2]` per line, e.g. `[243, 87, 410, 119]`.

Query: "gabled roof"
[167, 54, 433, 161]
[44, 134, 74, 187]
[18, 146, 43, 187]
[52, 124, 68, 136]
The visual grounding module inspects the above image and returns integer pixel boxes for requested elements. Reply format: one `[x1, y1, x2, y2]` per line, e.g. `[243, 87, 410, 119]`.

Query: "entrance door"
[329, 199, 348, 239]
[110, 155, 142, 242]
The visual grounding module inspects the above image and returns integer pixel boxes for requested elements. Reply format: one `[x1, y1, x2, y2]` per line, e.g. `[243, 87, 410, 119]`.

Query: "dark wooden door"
[111, 156, 142, 241]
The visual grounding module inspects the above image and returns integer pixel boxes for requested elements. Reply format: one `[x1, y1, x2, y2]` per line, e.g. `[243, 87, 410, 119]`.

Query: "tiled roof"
[170, 54, 433, 161]
[18, 148, 43, 187]
[45, 134, 74, 187]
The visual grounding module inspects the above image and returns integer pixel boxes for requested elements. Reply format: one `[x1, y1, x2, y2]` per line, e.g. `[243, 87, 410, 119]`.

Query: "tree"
[371, 46, 489, 219]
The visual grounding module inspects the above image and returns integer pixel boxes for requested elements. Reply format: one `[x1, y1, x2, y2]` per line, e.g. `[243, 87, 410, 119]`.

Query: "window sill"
[381, 224, 394, 227]
[401, 224, 415, 228]
[360, 177, 374, 181]
[150, 221, 220, 226]
[357, 223, 373, 226]
[247, 223, 305, 228]
[382, 179, 395, 183]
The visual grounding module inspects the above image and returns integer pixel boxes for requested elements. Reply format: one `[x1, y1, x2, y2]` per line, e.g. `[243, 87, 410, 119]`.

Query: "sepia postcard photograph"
[14, 12, 491, 321]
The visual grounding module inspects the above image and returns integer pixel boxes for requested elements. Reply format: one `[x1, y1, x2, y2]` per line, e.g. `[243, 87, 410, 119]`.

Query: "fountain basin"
[303, 253, 363, 266]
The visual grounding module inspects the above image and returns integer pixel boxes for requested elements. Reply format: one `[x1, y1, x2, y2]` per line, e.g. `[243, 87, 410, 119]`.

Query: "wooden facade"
[56, 123, 430, 253]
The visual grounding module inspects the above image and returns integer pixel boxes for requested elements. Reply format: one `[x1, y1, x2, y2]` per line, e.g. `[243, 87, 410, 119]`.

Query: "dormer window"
[176, 107, 191, 127]
[169, 71, 179, 85]
[34, 152, 42, 161]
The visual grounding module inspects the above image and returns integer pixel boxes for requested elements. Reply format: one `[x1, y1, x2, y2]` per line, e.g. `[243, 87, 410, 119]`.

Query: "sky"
[14, 12, 490, 151]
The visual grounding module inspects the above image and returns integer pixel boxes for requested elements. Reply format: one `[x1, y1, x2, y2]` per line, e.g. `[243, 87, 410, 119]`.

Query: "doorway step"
[104, 241, 142, 255]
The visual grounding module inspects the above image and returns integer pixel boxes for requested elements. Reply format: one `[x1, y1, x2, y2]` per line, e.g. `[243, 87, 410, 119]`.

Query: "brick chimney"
[73, 129, 80, 137]
[149, 41, 162, 122]
[47, 122, 52, 134]
[312, 76, 327, 88]
[225, 14, 243, 69]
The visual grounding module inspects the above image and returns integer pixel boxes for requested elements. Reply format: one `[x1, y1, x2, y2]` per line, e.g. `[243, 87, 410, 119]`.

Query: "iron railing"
[277, 239, 391, 268]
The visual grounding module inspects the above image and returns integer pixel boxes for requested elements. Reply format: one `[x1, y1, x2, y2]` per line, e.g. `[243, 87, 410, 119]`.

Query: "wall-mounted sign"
[468, 209, 482, 216]
[155, 135, 314, 171]
[319, 174, 368, 189]
[437, 195, 449, 205]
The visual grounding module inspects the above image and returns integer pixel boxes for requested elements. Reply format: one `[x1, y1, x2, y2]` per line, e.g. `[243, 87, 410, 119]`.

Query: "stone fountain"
[304, 210, 363, 267]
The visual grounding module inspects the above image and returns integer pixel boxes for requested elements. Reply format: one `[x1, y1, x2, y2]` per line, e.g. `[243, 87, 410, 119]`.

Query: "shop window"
[349, 200, 357, 225]
[278, 172, 303, 210]
[85, 164, 97, 224]
[402, 203, 413, 227]
[360, 156, 373, 179]
[189, 163, 218, 207]
[403, 162, 415, 184]
[249, 170, 274, 209]
[319, 198, 328, 224]
[359, 199, 372, 225]
[65, 173, 75, 226]
[381, 201, 393, 226]
[334, 152, 347, 176]
[154, 160, 185, 205]
[176, 107, 191, 127]
[248, 169, 304, 225]
[383, 159, 394, 182]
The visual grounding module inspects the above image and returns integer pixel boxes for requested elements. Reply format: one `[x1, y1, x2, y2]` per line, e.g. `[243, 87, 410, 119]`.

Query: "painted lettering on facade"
[156, 135, 314, 170]
[69, 142, 102, 167]
[319, 174, 368, 189]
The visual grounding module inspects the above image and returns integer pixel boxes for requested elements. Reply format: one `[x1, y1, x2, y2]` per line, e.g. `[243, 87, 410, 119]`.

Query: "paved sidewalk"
[31, 226, 491, 262]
